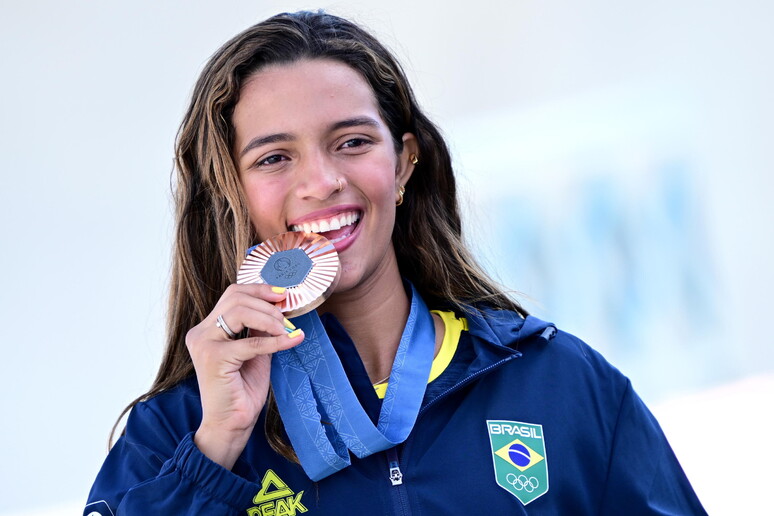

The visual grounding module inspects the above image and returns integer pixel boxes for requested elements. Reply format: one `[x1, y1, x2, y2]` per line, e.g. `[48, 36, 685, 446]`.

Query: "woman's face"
[232, 58, 417, 293]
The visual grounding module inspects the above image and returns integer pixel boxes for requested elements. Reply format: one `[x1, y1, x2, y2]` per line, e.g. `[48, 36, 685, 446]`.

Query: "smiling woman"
[83, 10, 707, 515]
[233, 59, 417, 295]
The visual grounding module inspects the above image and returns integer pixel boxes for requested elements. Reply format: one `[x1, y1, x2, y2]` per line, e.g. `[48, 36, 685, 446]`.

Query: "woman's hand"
[186, 283, 304, 470]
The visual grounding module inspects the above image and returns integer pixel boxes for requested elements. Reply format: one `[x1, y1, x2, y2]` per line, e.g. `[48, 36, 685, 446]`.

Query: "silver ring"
[216, 315, 237, 339]
[336, 178, 344, 192]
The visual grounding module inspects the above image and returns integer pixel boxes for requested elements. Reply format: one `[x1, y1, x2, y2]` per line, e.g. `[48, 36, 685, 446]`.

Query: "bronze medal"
[237, 231, 340, 316]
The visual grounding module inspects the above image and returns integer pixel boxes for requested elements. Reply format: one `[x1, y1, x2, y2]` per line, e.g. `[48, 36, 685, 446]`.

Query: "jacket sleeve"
[598, 380, 707, 516]
[84, 402, 251, 515]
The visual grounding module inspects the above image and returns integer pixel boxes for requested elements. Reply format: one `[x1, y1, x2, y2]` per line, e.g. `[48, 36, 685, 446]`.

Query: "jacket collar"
[463, 307, 557, 374]
[467, 308, 556, 348]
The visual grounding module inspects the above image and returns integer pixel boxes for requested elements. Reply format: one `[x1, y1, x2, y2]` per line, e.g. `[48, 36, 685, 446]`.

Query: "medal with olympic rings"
[237, 231, 341, 317]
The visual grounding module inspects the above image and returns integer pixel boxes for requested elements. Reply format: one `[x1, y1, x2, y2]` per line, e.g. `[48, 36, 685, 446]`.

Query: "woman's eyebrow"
[239, 117, 380, 157]
[329, 116, 381, 132]
[239, 132, 295, 158]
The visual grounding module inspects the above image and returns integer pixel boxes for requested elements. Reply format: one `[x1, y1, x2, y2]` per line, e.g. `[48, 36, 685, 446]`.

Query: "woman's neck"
[321, 264, 410, 384]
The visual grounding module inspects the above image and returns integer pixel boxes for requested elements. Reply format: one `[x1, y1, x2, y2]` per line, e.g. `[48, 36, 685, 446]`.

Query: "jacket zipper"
[417, 354, 519, 419]
[386, 446, 411, 515]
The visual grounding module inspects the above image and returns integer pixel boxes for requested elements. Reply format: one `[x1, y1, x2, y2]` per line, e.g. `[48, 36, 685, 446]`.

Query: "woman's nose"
[294, 153, 343, 200]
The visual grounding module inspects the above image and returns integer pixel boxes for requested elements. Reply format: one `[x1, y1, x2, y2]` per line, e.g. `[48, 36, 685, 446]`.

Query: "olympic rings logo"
[506, 473, 539, 492]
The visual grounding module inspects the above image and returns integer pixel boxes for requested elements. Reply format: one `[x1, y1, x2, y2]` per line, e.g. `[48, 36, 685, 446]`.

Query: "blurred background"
[1, 1, 772, 514]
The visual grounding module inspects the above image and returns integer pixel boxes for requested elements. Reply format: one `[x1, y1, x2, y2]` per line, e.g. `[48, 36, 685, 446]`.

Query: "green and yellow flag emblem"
[487, 420, 549, 505]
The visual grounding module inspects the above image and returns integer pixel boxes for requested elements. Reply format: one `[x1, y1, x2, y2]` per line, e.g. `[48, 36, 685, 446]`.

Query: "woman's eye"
[256, 154, 287, 167]
[340, 138, 371, 149]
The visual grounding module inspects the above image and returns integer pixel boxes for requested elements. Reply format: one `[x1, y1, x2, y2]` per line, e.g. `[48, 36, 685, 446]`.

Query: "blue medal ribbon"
[270, 283, 435, 481]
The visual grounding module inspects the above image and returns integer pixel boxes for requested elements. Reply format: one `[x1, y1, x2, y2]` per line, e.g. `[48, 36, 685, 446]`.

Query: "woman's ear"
[396, 133, 419, 188]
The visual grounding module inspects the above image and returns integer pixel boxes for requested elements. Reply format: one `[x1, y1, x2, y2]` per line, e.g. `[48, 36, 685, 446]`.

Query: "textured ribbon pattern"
[270, 284, 435, 481]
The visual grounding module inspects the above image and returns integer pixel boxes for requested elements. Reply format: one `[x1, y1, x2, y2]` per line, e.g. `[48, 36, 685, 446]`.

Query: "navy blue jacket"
[85, 309, 706, 515]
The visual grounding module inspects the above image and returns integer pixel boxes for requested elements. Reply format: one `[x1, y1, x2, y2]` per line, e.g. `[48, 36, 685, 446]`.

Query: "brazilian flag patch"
[486, 420, 549, 505]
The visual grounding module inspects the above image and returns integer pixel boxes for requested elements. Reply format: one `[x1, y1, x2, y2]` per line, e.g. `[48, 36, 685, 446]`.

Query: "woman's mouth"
[290, 211, 361, 244]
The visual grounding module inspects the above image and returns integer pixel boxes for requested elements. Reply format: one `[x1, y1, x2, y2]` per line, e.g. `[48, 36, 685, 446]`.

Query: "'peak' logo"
[247, 470, 308, 516]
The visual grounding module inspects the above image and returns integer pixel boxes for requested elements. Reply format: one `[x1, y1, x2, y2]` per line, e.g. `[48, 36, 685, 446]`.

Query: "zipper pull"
[388, 460, 403, 486]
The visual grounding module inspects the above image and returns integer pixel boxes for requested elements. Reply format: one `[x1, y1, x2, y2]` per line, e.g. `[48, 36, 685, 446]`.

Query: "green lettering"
[288, 491, 308, 513]
[275, 499, 291, 516]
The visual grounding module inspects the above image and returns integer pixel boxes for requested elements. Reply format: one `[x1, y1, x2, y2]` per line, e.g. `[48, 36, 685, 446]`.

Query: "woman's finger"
[223, 329, 305, 363]
[216, 283, 289, 308]
[204, 283, 294, 338]
[211, 306, 288, 339]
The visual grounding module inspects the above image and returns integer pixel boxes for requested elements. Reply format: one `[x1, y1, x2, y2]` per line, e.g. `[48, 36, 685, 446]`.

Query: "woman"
[85, 11, 706, 515]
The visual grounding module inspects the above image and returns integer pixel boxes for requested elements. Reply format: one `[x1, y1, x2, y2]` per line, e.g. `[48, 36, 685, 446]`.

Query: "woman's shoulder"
[123, 376, 203, 447]
[464, 305, 630, 391]
[139, 376, 202, 411]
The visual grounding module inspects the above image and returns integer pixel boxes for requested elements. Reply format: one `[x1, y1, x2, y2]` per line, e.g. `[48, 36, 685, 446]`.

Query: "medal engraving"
[261, 248, 313, 288]
[237, 231, 340, 316]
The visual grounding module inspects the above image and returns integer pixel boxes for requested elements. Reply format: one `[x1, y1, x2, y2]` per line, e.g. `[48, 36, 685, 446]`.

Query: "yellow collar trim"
[374, 310, 467, 399]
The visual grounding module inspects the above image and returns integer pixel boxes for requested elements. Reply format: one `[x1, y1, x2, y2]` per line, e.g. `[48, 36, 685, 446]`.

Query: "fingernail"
[271, 286, 286, 294]
[287, 329, 303, 338]
[283, 318, 296, 330]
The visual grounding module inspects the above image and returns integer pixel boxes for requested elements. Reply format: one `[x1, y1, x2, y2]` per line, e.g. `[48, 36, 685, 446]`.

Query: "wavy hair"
[112, 11, 527, 458]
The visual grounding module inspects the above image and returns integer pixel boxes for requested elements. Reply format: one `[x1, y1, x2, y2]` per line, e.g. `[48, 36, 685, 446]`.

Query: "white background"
[1, 1, 772, 514]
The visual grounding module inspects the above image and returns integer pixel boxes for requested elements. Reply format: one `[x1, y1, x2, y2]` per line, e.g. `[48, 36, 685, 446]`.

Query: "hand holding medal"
[189, 231, 339, 470]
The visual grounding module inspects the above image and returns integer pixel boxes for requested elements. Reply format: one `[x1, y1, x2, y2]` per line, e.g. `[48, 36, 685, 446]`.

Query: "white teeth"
[290, 211, 360, 234]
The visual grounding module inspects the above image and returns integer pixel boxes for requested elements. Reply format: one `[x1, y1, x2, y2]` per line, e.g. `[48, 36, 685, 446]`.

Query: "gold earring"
[409, 154, 419, 165]
[396, 185, 406, 206]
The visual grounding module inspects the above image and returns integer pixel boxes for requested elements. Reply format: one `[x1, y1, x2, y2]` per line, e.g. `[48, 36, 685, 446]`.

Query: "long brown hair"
[112, 11, 527, 457]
